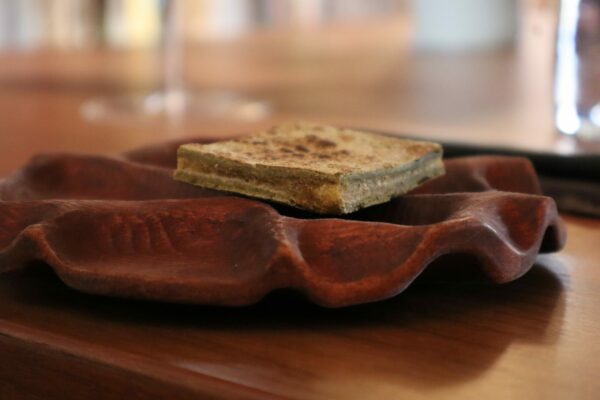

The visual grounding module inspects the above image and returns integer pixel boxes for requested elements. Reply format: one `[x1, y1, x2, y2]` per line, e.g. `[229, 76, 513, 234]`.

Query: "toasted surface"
[179, 122, 441, 175]
[174, 122, 444, 214]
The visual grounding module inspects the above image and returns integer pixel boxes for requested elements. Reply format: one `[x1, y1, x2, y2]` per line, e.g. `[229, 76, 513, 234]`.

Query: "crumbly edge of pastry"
[174, 146, 444, 214]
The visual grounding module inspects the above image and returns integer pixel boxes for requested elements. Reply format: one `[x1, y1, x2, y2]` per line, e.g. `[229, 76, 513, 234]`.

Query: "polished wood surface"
[1, 9, 600, 400]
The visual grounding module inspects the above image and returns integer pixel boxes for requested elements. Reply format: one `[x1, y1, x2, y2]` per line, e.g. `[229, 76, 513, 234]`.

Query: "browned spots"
[404, 144, 430, 156]
[295, 145, 309, 152]
[304, 134, 337, 149]
[334, 150, 350, 156]
[317, 140, 336, 148]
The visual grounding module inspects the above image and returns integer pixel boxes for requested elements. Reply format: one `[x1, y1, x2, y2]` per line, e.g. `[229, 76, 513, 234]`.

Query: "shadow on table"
[0, 254, 566, 391]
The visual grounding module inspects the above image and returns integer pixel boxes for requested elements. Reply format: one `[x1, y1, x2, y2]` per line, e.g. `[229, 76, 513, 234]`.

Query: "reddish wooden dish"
[0, 139, 565, 307]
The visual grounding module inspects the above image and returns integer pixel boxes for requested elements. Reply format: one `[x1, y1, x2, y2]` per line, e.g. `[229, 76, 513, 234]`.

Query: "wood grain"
[0, 150, 565, 307]
[1, 6, 600, 400]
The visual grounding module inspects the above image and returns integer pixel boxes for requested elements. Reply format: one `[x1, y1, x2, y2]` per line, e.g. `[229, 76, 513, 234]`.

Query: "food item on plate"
[174, 122, 444, 214]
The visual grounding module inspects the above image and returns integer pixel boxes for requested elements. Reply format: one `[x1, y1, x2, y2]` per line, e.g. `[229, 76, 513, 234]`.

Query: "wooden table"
[1, 10, 600, 400]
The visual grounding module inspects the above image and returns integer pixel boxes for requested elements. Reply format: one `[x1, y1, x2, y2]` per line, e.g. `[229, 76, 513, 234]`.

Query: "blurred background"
[0, 0, 598, 177]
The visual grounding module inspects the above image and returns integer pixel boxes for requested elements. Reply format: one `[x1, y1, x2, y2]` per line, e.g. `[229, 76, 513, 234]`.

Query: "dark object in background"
[440, 141, 600, 217]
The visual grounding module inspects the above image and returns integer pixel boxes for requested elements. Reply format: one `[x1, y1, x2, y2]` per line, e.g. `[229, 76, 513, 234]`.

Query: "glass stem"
[163, 0, 185, 118]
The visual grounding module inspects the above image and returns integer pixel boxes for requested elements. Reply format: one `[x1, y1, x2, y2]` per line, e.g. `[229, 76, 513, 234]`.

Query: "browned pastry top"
[180, 122, 442, 175]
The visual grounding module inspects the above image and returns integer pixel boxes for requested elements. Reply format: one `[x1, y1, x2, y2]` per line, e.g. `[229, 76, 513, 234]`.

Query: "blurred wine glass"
[555, 0, 600, 140]
[80, 0, 270, 126]
[0, 0, 406, 132]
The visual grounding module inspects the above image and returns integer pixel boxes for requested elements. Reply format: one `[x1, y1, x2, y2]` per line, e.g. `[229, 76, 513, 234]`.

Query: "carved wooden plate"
[0, 138, 565, 307]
